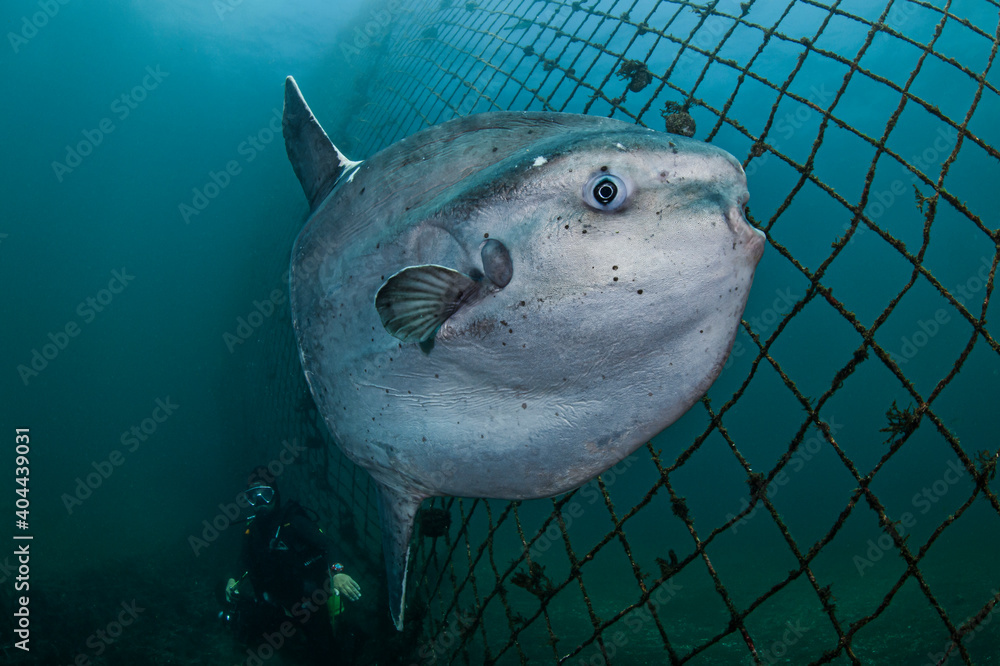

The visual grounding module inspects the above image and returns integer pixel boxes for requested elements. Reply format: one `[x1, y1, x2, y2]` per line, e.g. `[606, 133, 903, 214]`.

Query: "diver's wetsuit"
[241, 500, 341, 662]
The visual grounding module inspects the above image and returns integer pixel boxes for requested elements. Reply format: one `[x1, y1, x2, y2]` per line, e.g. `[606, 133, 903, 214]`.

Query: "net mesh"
[254, 0, 1000, 663]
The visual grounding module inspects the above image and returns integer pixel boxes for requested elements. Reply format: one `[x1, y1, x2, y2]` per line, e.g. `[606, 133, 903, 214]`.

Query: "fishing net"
[249, 0, 1000, 663]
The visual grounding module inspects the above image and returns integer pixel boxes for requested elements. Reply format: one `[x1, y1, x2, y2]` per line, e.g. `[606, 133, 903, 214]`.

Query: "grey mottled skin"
[282, 76, 764, 630]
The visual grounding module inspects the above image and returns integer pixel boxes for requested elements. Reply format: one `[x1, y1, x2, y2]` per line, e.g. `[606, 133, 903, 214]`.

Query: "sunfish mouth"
[744, 223, 766, 261]
[726, 194, 766, 262]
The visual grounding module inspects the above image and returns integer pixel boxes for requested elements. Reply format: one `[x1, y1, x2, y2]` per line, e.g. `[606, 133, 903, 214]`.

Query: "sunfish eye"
[583, 173, 628, 211]
[595, 180, 617, 203]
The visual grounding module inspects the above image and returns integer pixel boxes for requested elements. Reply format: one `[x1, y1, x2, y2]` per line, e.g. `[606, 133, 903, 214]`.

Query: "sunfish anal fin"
[375, 265, 479, 342]
[282, 76, 361, 211]
[375, 482, 424, 631]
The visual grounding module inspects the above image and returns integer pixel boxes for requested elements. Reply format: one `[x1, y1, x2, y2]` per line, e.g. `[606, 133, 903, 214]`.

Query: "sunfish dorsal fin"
[375, 265, 480, 343]
[375, 482, 424, 631]
[282, 76, 360, 211]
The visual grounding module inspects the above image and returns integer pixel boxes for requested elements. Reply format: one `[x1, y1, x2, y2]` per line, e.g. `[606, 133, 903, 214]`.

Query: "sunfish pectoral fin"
[375, 482, 424, 631]
[282, 76, 361, 211]
[375, 265, 480, 342]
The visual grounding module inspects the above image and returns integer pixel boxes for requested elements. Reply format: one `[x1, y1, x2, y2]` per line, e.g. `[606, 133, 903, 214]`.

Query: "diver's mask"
[243, 485, 275, 511]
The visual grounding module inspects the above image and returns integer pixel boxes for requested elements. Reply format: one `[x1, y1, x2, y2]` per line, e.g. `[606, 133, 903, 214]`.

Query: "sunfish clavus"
[281, 76, 764, 630]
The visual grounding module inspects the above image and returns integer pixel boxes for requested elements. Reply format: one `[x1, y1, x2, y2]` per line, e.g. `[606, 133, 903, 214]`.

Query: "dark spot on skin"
[508, 329, 513, 334]
[520, 301, 526, 306]
[492, 146, 498, 152]
[484, 232, 489, 238]
[613, 265, 618, 270]
[522, 403, 527, 409]
[564, 224, 569, 229]
[582, 230, 587, 234]
[435, 374, 439, 378]
[360, 188, 365, 194]
[660, 171, 667, 178]
[613, 277, 618, 281]
[637, 289, 644, 294]
[600, 165, 608, 172]
[422, 437, 427, 441]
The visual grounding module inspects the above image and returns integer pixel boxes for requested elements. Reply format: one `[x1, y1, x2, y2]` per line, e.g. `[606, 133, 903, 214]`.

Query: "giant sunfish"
[282, 76, 764, 629]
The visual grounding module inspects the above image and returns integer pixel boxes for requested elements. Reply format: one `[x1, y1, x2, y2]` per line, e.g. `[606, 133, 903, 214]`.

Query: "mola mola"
[282, 76, 764, 629]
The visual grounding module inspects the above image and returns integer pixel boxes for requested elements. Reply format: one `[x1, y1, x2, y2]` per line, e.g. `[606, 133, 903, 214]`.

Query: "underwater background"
[2, 0, 999, 664]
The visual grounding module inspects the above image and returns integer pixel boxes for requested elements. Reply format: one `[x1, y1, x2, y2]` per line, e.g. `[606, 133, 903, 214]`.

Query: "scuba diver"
[221, 466, 362, 664]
